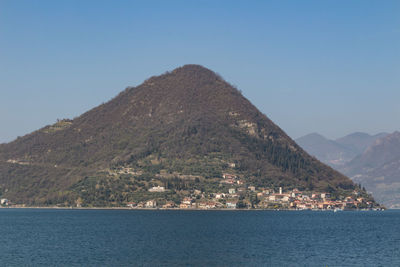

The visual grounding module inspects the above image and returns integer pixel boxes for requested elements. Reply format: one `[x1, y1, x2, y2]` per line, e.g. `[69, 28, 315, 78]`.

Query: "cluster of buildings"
[129, 181, 373, 210]
[261, 188, 372, 210]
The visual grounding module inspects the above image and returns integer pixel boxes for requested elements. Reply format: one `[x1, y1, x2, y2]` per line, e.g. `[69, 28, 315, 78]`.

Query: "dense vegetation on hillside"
[0, 65, 375, 206]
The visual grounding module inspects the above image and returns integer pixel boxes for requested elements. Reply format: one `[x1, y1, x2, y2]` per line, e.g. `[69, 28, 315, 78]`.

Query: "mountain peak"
[175, 64, 212, 72]
[340, 132, 371, 139]
[373, 131, 400, 146]
[169, 64, 219, 79]
[139, 64, 229, 98]
[297, 133, 327, 141]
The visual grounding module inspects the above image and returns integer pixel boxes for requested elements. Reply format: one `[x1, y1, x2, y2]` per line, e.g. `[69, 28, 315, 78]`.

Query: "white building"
[321, 193, 331, 199]
[226, 202, 236, 209]
[282, 196, 290, 202]
[215, 194, 224, 199]
[145, 200, 157, 208]
[148, 186, 166, 192]
[182, 197, 193, 205]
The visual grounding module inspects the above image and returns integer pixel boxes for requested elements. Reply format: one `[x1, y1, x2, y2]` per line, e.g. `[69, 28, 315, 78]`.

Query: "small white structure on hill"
[148, 186, 166, 192]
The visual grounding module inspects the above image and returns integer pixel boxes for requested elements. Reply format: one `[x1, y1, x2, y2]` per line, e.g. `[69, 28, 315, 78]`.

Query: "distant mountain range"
[341, 132, 400, 208]
[296, 132, 400, 208]
[0, 65, 370, 207]
[296, 133, 355, 167]
[296, 132, 388, 167]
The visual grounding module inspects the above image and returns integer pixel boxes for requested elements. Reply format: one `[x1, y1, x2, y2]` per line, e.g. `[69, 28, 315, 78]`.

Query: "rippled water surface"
[0, 209, 399, 266]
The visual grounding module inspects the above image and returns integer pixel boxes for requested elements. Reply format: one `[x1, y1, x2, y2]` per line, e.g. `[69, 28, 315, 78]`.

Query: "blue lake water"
[0, 209, 399, 266]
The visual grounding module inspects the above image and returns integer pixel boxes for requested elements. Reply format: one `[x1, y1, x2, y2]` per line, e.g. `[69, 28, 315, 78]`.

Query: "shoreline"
[0, 206, 387, 211]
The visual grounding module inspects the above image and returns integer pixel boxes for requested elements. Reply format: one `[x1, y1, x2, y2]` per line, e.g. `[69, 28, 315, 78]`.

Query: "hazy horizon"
[1, 0, 399, 143]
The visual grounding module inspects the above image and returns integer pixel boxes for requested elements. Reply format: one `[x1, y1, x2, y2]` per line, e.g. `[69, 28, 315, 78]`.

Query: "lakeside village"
[126, 173, 379, 211]
[0, 172, 379, 210]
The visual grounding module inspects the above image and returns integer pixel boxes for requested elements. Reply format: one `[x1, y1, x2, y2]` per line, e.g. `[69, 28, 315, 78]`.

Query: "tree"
[236, 200, 247, 209]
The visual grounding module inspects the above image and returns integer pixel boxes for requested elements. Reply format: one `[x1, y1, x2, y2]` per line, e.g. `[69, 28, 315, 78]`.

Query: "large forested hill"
[0, 65, 373, 206]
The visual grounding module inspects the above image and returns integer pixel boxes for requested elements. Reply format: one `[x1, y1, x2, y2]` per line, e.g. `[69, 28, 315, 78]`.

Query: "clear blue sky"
[1, 0, 399, 143]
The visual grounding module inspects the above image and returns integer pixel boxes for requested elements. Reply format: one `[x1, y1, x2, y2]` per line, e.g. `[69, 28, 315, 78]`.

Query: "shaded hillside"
[296, 132, 388, 168]
[296, 133, 356, 167]
[340, 132, 400, 208]
[0, 65, 373, 206]
[336, 132, 388, 156]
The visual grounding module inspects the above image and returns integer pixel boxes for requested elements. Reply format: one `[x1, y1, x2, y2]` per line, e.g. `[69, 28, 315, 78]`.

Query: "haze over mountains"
[342, 132, 400, 208]
[296, 132, 388, 168]
[297, 132, 400, 208]
[0, 65, 370, 206]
